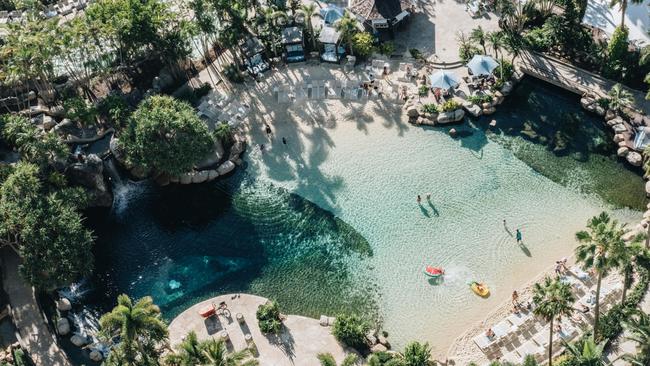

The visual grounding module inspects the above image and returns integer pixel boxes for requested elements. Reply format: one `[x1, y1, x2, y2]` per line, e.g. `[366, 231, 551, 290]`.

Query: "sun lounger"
[295, 87, 307, 101]
[518, 339, 544, 358]
[532, 326, 550, 347]
[502, 350, 522, 364]
[570, 266, 591, 282]
[473, 333, 493, 350]
[507, 312, 529, 327]
[492, 319, 515, 338]
[325, 80, 342, 99]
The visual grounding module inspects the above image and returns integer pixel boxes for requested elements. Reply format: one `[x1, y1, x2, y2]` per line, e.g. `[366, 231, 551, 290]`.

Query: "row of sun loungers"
[197, 91, 250, 128]
[273, 78, 404, 103]
[0, 0, 90, 23]
[474, 268, 624, 364]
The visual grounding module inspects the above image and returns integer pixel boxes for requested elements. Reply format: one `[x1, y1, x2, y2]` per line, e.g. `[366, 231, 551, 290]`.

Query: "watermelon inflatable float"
[424, 266, 444, 278]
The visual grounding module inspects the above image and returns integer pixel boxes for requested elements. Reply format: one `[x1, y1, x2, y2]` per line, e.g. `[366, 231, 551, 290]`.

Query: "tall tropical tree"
[165, 331, 204, 366]
[335, 11, 359, 56]
[609, 0, 643, 28]
[622, 309, 650, 366]
[201, 338, 258, 366]
[100, 294, 169, 364]
[575, 212, 625, 339]
[608, 83, 634, 113]
[317, 353, 359, 366]
[402, 341, 432, 366]
[300, 3, 318, 50]
[615, 241, 645, 305]
[470, 26, 487, 54]
[488, 31, 505, 59]
[563, 336, 607, 366]
[532, 276, 575, 365]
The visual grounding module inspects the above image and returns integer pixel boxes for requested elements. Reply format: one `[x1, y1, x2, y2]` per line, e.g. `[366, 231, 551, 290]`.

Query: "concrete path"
[517, 51, 650, 115]
[169, 294, 354, 366]
[1, 249, 72, 366]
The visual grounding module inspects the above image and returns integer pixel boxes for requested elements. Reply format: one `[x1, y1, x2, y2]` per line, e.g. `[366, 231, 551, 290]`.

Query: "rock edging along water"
[404, 70, 525, 129]
[579, 94, 650, 240]
[109, 134, 247, 186]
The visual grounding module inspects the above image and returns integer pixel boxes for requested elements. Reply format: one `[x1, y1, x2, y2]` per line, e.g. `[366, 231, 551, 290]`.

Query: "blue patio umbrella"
[467, 55, 499, 76]
[320, 5, 345, 25]
[429, 70, 460, 90]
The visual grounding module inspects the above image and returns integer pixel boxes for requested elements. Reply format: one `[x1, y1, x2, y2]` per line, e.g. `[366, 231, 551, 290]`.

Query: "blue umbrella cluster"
[429, 70, 460, 90]
[467, 55, 499, 76]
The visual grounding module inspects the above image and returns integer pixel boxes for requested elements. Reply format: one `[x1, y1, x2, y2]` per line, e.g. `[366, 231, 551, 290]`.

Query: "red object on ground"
[199, 305, 216, 318]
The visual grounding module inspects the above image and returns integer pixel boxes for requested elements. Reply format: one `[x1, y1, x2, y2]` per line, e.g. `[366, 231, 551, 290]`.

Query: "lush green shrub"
[403, 341, 431, 366]
[422, 104, 438, 114]
[440, 100, 461, 112]
[256, 301, 282, 334]
[522, 354, 539, 366]
[605, 26, 631, 80]
[121, 95, 214, 175]
[224, 63, 244, 83]
[495, 60, 514, 81]
[367, 351, 402, 366]
[378, 42, 395, 56]
[352, 32, 375, 58]
[468, 94, 494, 105]
[524, 27, 551, 51]
[418, 85, 429, 97]
[97, 94, 131, 128]
[596, 97, 610, 110]
[12, 349, 28, 366]
[459, 44, 481, 63]
[332, 314, 370, 351]
[409, 48, 423, 60]
[63, 96, 98, 127]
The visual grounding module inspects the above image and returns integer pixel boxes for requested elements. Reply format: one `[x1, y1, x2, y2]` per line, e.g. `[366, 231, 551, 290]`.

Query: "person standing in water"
[417, 195, 421, 203]
[516, 229, 522, 244]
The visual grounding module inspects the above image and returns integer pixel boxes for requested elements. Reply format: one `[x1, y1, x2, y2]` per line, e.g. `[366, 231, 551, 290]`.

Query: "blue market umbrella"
[320, 5, 344, 25]
[429, 70, 460, 90]
[467, 55, 499, 76]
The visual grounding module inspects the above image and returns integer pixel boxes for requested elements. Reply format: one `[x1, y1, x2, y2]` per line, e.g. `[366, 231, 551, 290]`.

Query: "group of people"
[259, 123, 287, 153]
[416, 193, 432, 203]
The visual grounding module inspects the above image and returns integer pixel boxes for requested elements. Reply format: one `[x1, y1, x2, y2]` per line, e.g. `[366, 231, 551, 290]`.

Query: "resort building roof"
[582, 0, 650, 46]
[348, 0, 412, 21]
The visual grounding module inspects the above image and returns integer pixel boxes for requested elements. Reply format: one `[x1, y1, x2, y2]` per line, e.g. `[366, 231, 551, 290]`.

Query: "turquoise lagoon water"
[88, 78, 643, 355]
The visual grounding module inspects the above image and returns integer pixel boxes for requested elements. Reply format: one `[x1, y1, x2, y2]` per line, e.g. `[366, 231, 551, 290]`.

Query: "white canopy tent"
[582, 0, 650, 46]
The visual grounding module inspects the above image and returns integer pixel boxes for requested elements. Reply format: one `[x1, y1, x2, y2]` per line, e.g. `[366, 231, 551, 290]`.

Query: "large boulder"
[109, 137, 127, 165]
[617, 146, 629, 157]
[217, 161, 236, 175]
[53, 118, 76, 135]
[191, 170, 210, 184]
[627, 151, 643, 166]
[70, 335, 88, 347]
[207, 170, 220, 181]
[605, 109, 617, 121]
[56, 298, 72, 311]
[406, 107, 419, 118]
[580, 97, 594, 110]
[65, 154, 112, 208]
[56, 318, 70, 336]
[371, 344, 388, 353]
[437, 109, 465, 124]
[612, 124, 627, 133]
[89, 350, 103, 362]
[179, 173, 192, 185]
[646, 181, 650, 197]
[463, 103, 482, 117]
[500, 82, 513, 96]
[613, 134, 625, 143]
[130, 165, 150, 180]
[483, 107, 496, 115]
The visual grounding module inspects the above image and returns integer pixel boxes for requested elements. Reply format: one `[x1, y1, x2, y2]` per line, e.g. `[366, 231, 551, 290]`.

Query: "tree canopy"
[0, 162, 94, 289]
[121, 95, 214, 176]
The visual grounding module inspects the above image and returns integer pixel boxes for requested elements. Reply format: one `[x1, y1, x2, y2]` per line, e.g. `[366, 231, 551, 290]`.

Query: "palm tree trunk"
[594, 273, 602, 339]
[621, 266, 631, 305]
[548, 318, 554, 366]
[620, 0, 627, 28]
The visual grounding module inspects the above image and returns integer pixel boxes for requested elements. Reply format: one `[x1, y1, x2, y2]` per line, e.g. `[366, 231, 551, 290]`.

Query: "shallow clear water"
[87, 78, 643, 356]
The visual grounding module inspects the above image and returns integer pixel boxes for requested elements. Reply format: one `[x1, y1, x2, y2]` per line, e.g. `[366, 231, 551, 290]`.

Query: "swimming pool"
[87, 77, 643, 356]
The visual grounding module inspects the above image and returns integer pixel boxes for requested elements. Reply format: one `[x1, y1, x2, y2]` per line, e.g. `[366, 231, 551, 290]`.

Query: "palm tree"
[608, 83, 634, 113]
[622, 309, 650, 366]
[201, 338, 258, 366]
[502, 31, 526, 64]
[488, 31, 505, 59]
[563, 336, 607, 366]
[335, 11, 358, 56]
[615, 241, 644, 305]
[165, 331, 204, 366]
[317, 353, 359, 366]
[609, 0, 643, 28]
[300, 3, 318, 50]
[470, 26, 487, 54]
[403, 341, 432, 366]
[532, 276, 575, 365]
[575, 212, 625, 339]
[99, 294, 169, 363]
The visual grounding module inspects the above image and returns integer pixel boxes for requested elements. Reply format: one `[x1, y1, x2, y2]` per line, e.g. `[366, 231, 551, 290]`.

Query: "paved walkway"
[1, 249, 72, 366]
[517, 51, 650, 115]
[169, 294, 353, 366]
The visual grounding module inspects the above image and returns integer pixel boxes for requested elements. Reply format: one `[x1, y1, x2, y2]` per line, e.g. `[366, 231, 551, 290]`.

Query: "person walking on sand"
[516, 229, 522, 244]
[426, 193, 431, 200]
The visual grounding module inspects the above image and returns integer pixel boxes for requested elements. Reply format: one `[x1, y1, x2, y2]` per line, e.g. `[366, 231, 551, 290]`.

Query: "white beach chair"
[326, 80, 342, 99]
[295, 87, 307, 101]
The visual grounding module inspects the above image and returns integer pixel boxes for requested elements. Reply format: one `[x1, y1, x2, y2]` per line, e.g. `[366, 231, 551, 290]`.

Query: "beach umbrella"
[428, 70, 460, 90]
[320, 5, 344, 25]
[467, 55, 499, 76]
